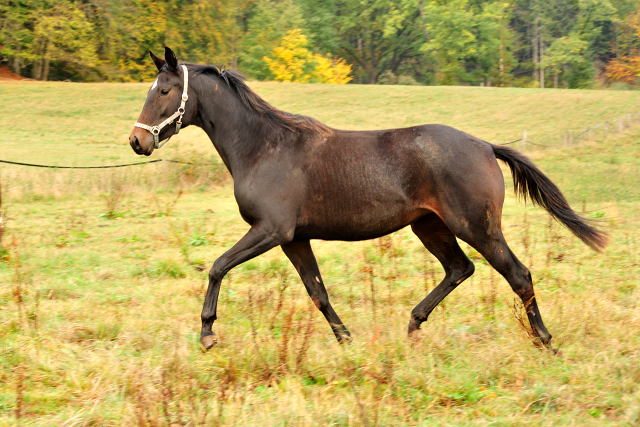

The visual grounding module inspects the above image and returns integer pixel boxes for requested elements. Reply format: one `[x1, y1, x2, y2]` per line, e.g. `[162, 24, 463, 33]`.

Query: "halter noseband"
[134, 64, 189, 149]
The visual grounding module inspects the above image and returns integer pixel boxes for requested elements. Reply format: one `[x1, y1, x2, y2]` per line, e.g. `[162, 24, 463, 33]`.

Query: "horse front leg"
[281, 240, 351, 343]
[200, 223, 285, 351]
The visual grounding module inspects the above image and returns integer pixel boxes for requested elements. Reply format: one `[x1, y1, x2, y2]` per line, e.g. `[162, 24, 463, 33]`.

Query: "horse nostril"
[132, 135, 141, 151]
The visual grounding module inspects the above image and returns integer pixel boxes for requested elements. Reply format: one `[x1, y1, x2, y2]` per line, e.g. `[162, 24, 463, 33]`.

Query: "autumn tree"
[605, 8, 640, 84]
[31, 2, 98, 81]
[264, 29, 352, 83]
[239, 0, 307, 80]
[1, 0, 639, 87]
[0, 0, 98, 81]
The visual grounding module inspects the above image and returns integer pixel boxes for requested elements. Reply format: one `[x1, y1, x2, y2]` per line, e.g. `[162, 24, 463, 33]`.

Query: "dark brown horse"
[129, 48, 607, 351]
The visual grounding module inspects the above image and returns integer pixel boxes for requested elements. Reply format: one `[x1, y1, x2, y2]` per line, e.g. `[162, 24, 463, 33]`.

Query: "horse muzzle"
[129, 132, 154, 156]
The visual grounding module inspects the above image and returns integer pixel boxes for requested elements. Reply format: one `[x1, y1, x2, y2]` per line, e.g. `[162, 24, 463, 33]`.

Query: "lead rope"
[134, 64, 189, 149]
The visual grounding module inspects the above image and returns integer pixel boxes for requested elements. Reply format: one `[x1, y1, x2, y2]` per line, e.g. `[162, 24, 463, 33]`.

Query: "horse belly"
[296, 179, 427, 241]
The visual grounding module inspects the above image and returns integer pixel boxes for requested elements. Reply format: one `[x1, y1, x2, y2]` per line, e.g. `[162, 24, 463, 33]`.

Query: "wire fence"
[498, 111, 640, 148]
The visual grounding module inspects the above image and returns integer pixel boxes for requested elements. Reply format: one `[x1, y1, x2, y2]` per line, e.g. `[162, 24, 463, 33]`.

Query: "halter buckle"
[151, 126, 160, 135]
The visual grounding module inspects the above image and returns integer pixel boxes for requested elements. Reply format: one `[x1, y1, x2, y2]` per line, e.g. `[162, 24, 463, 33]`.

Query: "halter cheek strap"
[134, 64, 189, 149]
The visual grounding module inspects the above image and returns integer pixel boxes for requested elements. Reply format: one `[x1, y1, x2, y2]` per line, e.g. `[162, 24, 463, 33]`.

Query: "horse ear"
[164, 46, 179, 72]
[149, 51, 165, 71]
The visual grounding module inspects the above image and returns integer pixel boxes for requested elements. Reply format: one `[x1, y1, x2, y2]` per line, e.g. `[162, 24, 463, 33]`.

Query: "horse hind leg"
[479, 236, 552, 347]
[447, 214, 553, 348]
[408, 214, 475, 334]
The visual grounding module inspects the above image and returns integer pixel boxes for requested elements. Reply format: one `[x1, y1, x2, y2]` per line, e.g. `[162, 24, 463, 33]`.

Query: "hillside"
[1, 81, 640, 165]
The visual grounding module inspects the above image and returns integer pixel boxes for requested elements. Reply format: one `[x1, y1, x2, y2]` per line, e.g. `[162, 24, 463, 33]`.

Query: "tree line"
[1, 0, 639, 88]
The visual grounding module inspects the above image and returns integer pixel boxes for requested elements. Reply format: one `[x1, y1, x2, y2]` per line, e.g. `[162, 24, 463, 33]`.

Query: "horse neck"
[193, 75, 288, 176]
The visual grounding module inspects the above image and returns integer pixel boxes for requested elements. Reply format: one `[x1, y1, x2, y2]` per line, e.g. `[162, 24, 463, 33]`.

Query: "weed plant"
[0, 83, 638, 425]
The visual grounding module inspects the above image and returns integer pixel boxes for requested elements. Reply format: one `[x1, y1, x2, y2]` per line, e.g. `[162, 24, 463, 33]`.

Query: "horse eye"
[160, 88, 170, 95]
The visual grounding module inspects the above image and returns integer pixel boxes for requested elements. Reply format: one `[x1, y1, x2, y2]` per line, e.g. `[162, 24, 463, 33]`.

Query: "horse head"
[129, 47, 197, 155]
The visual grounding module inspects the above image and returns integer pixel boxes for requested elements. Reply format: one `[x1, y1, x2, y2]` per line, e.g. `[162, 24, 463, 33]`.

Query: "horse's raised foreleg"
[408, 214, 475, 335]
[281, 240, 351, 343]
[200, 223, 284, 351]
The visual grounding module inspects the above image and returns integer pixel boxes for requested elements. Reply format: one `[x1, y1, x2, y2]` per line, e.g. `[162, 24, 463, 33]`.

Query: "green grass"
[0, 81, 639, 426]
[2, 80, 640, 164]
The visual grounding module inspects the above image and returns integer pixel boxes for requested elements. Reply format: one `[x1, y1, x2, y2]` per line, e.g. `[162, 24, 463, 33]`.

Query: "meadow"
[0, 80, 639, 426]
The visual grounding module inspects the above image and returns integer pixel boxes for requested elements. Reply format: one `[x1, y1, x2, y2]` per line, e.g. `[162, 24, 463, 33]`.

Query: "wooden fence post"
[521, 130, 527, 150]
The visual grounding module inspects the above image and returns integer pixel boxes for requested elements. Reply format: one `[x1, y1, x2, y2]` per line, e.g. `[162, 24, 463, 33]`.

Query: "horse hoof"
[408, 329, 423, 343]
[550, 347, 563, 358]
[407, 322, 420, 336]
[199, 333, 218, 352]
[407, 319, 420, 336]
[339, 334, 352, 344]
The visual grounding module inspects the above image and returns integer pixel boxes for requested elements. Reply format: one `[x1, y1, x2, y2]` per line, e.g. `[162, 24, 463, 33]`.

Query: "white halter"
[134, 64, 189, 149]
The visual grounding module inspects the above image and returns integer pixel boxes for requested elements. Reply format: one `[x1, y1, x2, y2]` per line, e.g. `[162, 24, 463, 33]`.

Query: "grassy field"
[0, 80, 639, 426]
[3, 81, 640, 164]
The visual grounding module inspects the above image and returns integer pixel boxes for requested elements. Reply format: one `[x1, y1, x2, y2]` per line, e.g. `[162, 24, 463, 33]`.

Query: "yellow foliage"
[264, 29, 313, 83]
[312, 54, 353, 84]
[264, 29, 352, 84]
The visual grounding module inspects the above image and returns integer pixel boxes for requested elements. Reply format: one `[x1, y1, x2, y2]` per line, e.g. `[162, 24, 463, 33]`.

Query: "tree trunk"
[499, 43, 504, 87]
[539, 38, 544, 88]
[43, 58, 50, 82]
[13, 45, 21, 75]
[533, 35, 538, 84]
[357, 37, 363, 84]
[368, 67, 377, 84]
[417, 0, 429, 40]
[33, 57, 42, 80]
[368, 32, 376, 84]
[554, 71, 558, 88]
[43, 42, 51, 82]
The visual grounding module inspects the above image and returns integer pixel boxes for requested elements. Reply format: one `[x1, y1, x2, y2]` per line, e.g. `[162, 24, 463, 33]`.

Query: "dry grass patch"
[0, 83, 639, 425]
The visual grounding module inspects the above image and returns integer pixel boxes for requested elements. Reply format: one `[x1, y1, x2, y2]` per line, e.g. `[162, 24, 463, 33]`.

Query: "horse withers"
[129, 47, 607, 351]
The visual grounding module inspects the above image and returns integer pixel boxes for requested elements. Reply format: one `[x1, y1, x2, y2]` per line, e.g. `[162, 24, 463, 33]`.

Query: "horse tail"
[491, 143, 608, 252]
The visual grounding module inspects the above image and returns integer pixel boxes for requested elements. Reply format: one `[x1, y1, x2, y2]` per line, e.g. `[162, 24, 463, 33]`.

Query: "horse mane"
[187, 64, 333, 136]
